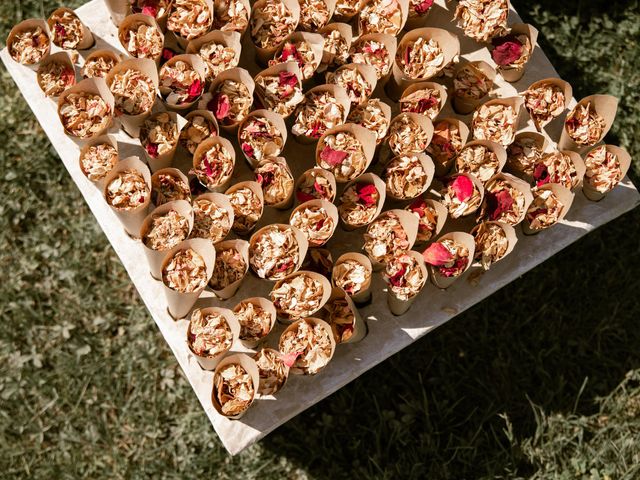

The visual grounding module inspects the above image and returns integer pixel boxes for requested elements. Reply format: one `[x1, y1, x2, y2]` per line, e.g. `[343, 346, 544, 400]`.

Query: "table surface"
[2, 0, 638, 455]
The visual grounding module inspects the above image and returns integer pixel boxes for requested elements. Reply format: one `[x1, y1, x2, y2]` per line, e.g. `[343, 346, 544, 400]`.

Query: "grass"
[1, 0, 639, 478]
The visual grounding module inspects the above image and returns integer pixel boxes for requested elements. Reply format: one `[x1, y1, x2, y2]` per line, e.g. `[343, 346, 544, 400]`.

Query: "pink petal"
[423, 242, 454, 266]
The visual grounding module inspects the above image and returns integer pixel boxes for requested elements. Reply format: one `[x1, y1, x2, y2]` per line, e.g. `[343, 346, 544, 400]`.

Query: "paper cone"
[209, 239, 250, 299]
[150, 167, 190, 207]
[185, 30, 242, 81]
[472, 96, 524, 145]
[505, 130, 549, 182]
[411, 198, 449, 246]
[332, 0, 364, 22]
[118, 14, 165, 65]
[386, 250, 428, 315]
[522, 183, 575, 235]
[324, 287, 367, 343]
[167, 0, 214, 49]
[358, 0, 409, 36]
[160, 238, 216, 319]
[559, 149, 587, 190]
[404, 0, 437, 30]
[318, 22, 353, 67]
[48, 7, 94, 50]
[141, 112, 188, 172]
[328, 62, 379, 106]
[192, 135, 237, 192]
[140, 200, 194, 279]
[191, 191, 235, 243]
[471, 220, 518, 267]
[81, 49, 122, 79]
[298, 0, 336, 31]
[582, 145, 632, 201]
[388, 112, 434, 157]
[496, 23, 538, 83]
[254, 157, 295, 209]
[350, 33, 397, 83]
[179, 109, 220, 156]
[367, 209, 420, 271]
[6, 19, 51, 67]
[104, 0, 130, 26]
[103, 156, 152, 236]
[37, 51, 76, 98]
[430, 117, 470, 177]
[441, 172, 485, 218]
[211, 353, 260, 418]
[235, 298, 277, 349]
[388, 27, 460, 99]
[398, 81, 448, 118]
[480, 173, 533, 226]
[238, 109, 288, 168]
[187, 307, 240, 370]
[254, 62, 304, 120]
[458, 140, 508, 179]
[339, 172, 386, 231]
[253, 347, 290, 395]
[558, 95, 619, 152]
[58, 77, 115, 141]
[249, 224, 309, 279]
[523, 77, 572, 131]
[428, 232, 475, 289]
[315, 122, 376, 181]
[278, 317, 336, 374]
[294, 84, 351, 144]
[294, 168, 338, 204]
[384, 152, 435, 201]
[452, 60, 496, 115]
[158, 54, 207, 111]
[225, 181, 265, 235]
[208, 67, 255, 133]
[273, 32, 324, 81]
[332, 252, 373, 304]
[105, 57, 159, 138]
[272, 271, 332, 322]
[252, 0, 301, 65]
[290, 199, 339, 247]
[78, 133, 119, 188]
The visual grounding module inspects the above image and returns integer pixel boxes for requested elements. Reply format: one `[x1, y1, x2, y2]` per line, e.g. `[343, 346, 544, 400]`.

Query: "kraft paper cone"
[225, 181, 265, 235]
[37, 51, 76, 98]
[208, 67, 255, 133]
[328, 63, 379, 106]
[496, 23, 539, 83]
[105, 57, 159, 138]
[252, 0, 301, 65]
[160, 238, 216, 319]
[103, 155, 152, 236]
[358, 0, 409, 36]
[522, 183, 575, 235]
[236, 298, 277, 349]
[290, 199, 339, 247]
[255, 157, 294, 209]
[470, 220, 518, 268]
[559, 149, 587, 190]
[384, 152, 435, 201]
[48, 7, 94, 50]
[273, 32, 324, 81]
[272, 271, 332, 322]
[441, 172, 485, 218]
[187, 308, 239, 370]
[150, 167, 190, 207]
[104, 0, 129, 26]
[388, 27, 460, 99]
[522, 77, 572, 131]
[192, 135, 237, 192]
[351, 33, 397, 84]
[249, 224, 309, 279]
[430, 117, 470, 177]
[452, 60, 496, 115]
[582, 145, 632, 201]
[118, 14, 165, 65]
[254, 62, 304, 120]
[81, 49, 122, 78]
[238, 109, 288, 168]
[404, 0, 436, 30]
[140, 200, 194, 279]
[505, 130, 549, 182]
[332, 252, 373, 304]
[472, 96, 524, 145]
[186, 30, 242, 82]
[253, 347, 290, 395]
[6, 19, 51, 67]
[78, 133, 119, 188]
[339, 172, 386, 231]
[318, 22, 353, 67]
[168, 0, 214, 49]
[278, 317, 336, 375]
[458, 140, 508, 179]
[159, 54, 207, 111]
[429, 232, 475, 289]
[192, 191, 235, 242]
[141, 112, 188, 172]
[386, 250, 428, 316]
[58, 77, 115, 141]
[324, 287, 367, 343]
[294, 168, 338, 204]
[210, 239, 250, 299]
[180, 109, 220, 156]
[398, 81, 448, 119]
[558, 95, 619, 152]
[315, 122, 376, 181]
[481, 173, 533, 226]
[297, 0, 337, 31]
[211, 353, 260, 418]
[412, 198, 449, 246]
[368, 209, 420, 271]
[294, 84, 351, 144]
[388, 112, 434, 157]
[332, 0, 364, 22]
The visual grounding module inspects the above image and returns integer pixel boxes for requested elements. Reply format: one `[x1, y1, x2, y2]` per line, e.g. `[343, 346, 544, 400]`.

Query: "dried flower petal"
[38, 60, 75, 97]
[228, 187, 263, 234]
[82, 53, 119, 79]
[454, 64, 492, 100]
[204, 80, 252, 125]
[333, 258, 370, 295]
[269, 40, 320, 80]
[350, 39, 391, 79]
[239, 116, 285, 164]
[167, 0, 213, 40]
[209, 246, 247, 290]
[250, 0, 298, 49]
[49, 10, 85, 49]
[190, 198, 231, 243]
[191, 142, 235, 190]
[143, 209, 190, 251]
[162, 247, 208, 292]
[292, 90, 346, 139]
[271, 273, 326, 319]
[397, 37, 444, 80]
[565, 102, 606, 147]
[80, 143, 118, 181]
[427, 121, 463, 170]
[506, 136, 545, 178]
[236, 302, 273, 342]
[59, 92, 111, 138]
[406, 198, 439, 242]
[296, 169, 335, 202]
[456, 144, 500, 182]
[151, 172, 190, 206]
[180, 114, 218, 155]
[120, 21, 163, 59]
[532, 151, 578, 190]
[440, 174, 482, 218]
[159, 60, 204, 105]
[359, 0, 404, 36]
[472, 221, 508, 270]
[522, 82, 565, 129]
[479, 178, 526, 225]
[140, 112, 179, 159]
[326, 67, 373, 106]
[9, 26, 50, 64]
[384, 155, 429, 199]
[364, 212, 410, 264]
[188, 309, 233, 357]
[109, 68, 156, 116]
[472, 103, 518, 146]
[213, 363, 254, 416]
[250, 225, 301, 279]
[291, 205, 335, 246]
[213, 0, 249, 32]
[196, 40, 239, 79]
[399, 88, 442, 119]
[454, 0, 509, 43]
[338, 181, 381, 227]
[584, 146, 622, 194]
[279, 319, 333, 374]
[253, 348, 288, 395]
[254, 159, 294, 205]
[491, 34, 531, 70]
[424, 239, 469, 277]
[106, 169, 149, 210]
[525, 188, 564, 231]
[347, 99, 390, 144]
[256, 72, 305, 117]
[384, 252, 426, 300]
[388, 114, 431, 156]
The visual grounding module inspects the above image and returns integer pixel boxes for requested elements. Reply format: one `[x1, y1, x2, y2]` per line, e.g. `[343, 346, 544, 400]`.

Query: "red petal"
[142, 5, 158, 16]
[423, 242, 454, 266]
[279, 71, 299, 88]
[439, 257, 468, 277]
[54, 23, 66, 39]
[491, 38, 524, 66]
[356, 183, 378, 207]
[280, 351, 302, 368]
[276, 260, 293, 272]
[241, 142, 254, 159]
[313, 180, 324, 194]
[486, 189, 514, 220]
[208, 93, 230, 120]
[414, 0, 434, 14]
[320, 146, 348, 167]
[203, 158, 213, 177]
[533, 163, 550, 187]
[162, 48, 176, 61]
[187, 79, 203, 101]
[450, 175, 474, 202]
[145, 143, 158, 158]
[296, 190, 316, 202]
[388, 265, 407, 287]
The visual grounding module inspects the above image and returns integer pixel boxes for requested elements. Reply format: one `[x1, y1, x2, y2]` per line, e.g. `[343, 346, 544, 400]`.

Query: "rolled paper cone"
[187, 308, 240, 370]
[398, 81, 448, 118]
[290, 199, 339, 247]
[252, 0, 301, 65]
[78, 133, 119, 189]
[192, 191, 235, 240]
[192, 135, 237, 192]
[505, 130, 549, 182]
[103, 156, 152, 236]
[6, 19, 52, 68]
[294, 167, 338, 204]
[561, 149, 587, 190]
[473, 96, 524, 143]
[81, 49, 122, 78]
[441, 172, 486, 218]
[238, 110, 288, 169]
[386, 250, 428, 316]
[496, 23, 539, 83]
[168, 0, 214, 49]
[452, 60, 497, 115]
[180, 109, 220, 156]
[48, 7, 94, 50]
[255, 157, 294, 209]
[254, 348, 290, 395]
[237, 298, 277, 349]
[37, 51, 77, 98]
[332, 0, 364, 22]
[325, 287, 367, 343]
[483, 172, 533, 226]
[558, 94, 619, 152]
[431, 117, 470, 177]
[159, 54, 207, 111]
[254, 62, 304, 120]
[160, 238, 216, 319]
[428, 232, 475, 289]
[143, 112, 188, 172]
[105, 57, 159, 138]
[150, 167, 190, 207]
[278, 317, 336, 374]
[58, 77, 115, 142]
[294, 84, 351, 144]
[140, 200, 194, 279]
[208, 67, 255, 133]
[470, 220, 518, 268]
[385, 152, 435, 201]
[249, 223, 309, 278]
[368, 209, 420, 271]
[388, 112, 434, 158]
[315, 122, 376, 181]
[351, 33, 398, 86]
[104, 0, 130, 26]
[522, 77, 572, 131]
[522, 183, 575, 235]
[118, 14, 165, 66]
[412, 198, 449, 247]
[225, 181, 265, 235]
[404, 1, 435, 30]
[339, 172, 386, 231]
[459, 139, 508, 178]
[210, 239, 250, 299]
[211, 353, 260, 418]
[329, 63, 379, 106]
[332, 252, 373, 304]
[273, 32, 324, 82]
[273, 271, 332, 322]
[582, 145, 631, 201]
[318, 22, 353, 66]
[388, 27, 460, 99]
[185, 30, 242, 82]
[358, 0, 409, 35]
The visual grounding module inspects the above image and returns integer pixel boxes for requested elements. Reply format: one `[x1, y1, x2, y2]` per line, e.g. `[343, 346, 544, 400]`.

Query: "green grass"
[1, 0, 639, 478]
